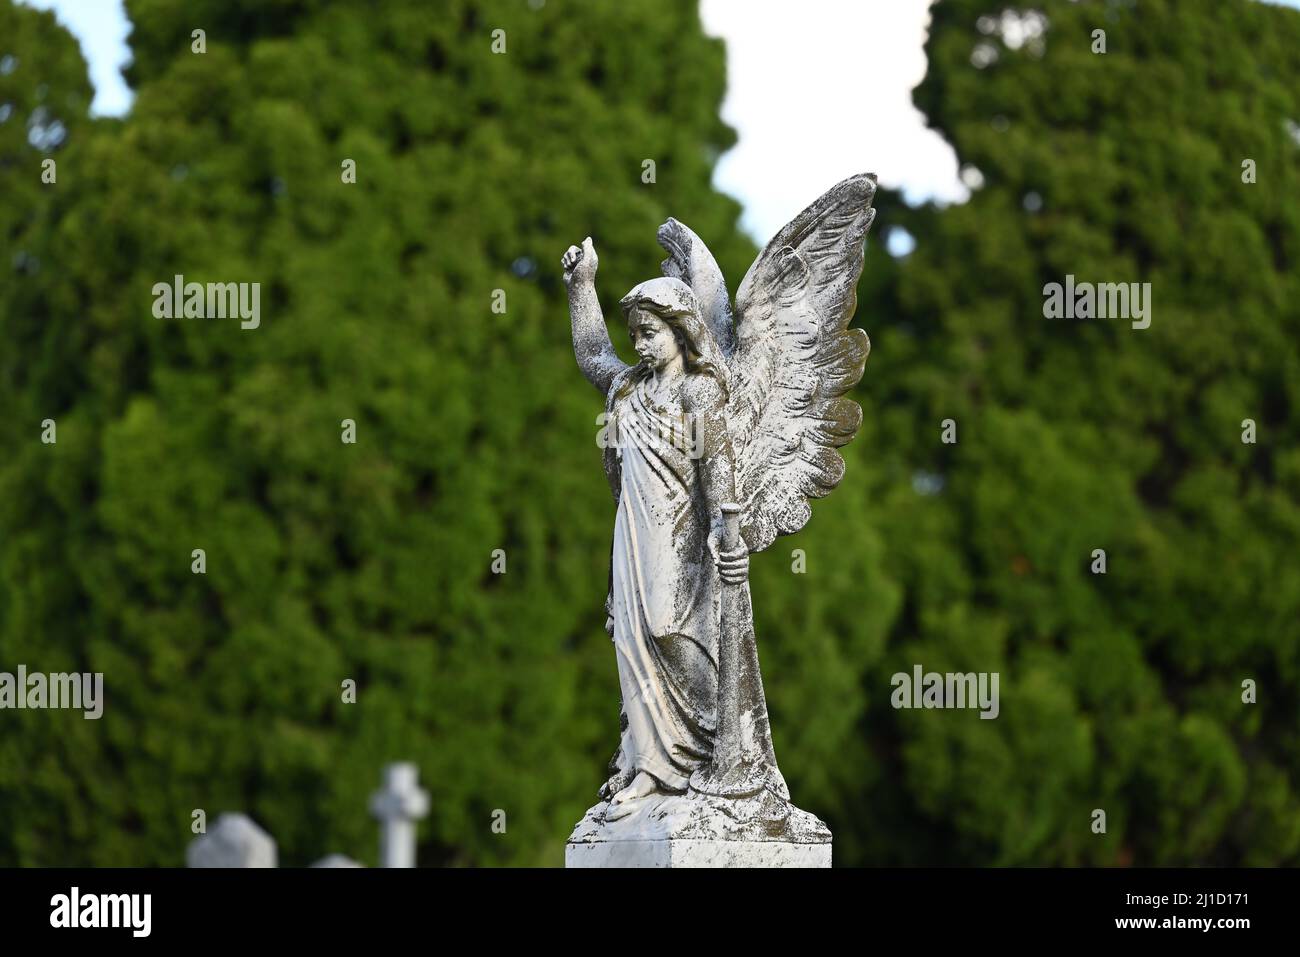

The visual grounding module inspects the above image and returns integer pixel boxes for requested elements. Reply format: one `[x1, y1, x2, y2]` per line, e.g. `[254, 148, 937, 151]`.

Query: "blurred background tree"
[0, 0, 1297, 866]
[0, 0, 752, 867]
[859, 0, 1300, 865]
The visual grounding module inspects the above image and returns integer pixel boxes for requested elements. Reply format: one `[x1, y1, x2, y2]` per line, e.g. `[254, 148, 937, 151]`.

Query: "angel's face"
[628, 308, 681, 372]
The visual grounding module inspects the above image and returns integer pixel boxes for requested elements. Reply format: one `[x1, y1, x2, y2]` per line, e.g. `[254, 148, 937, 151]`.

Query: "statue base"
[565, 786, 831, 868]
[566, 837, 829, 868]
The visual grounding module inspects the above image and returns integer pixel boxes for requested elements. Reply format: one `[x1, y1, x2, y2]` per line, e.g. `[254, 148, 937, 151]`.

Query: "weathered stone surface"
[562, 174, 876, 866]
[186, 813, 277, 868]
[568, 788, 830, 847]
[566, 838, 830, 868]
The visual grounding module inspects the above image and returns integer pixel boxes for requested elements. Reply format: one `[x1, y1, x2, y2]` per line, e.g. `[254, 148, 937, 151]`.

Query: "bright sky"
[17, 0, 1300, 245]
[17, 0, 133, 115]
[700, 0, 967, 240]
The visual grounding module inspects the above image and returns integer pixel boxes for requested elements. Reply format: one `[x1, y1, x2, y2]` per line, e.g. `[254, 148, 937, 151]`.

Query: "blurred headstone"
[186, 813, 277, 868]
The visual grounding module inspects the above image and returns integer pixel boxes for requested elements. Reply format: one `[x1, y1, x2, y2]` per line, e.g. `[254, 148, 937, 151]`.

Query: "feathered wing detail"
[727, 173, 877, 553]
[657, 217, 736, 358]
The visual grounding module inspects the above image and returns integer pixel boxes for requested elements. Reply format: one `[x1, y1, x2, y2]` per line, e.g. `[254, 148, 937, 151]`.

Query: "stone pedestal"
[566, 838, 830, 868]
[565, 787, 831, 868]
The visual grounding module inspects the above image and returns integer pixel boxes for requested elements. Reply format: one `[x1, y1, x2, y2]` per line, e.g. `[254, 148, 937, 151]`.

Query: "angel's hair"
[617, 277, 729, 399]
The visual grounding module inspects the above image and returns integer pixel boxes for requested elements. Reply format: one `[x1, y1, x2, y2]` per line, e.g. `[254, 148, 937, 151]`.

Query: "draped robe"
[603, 370, 720, 792]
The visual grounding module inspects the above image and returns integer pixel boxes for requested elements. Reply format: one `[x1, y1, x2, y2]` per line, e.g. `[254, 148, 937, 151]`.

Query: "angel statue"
[563, 173, 877, 866]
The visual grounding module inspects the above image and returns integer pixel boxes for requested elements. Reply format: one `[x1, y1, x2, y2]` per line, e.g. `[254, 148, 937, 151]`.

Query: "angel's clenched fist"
[562, 236, 598, 287]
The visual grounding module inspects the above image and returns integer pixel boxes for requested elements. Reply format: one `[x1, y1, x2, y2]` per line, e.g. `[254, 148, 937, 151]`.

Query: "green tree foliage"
[854, 0, 1300, 864]
[0, 3, 92, 429]
[0, 1, 97, 867]
[0, 0, 752, 866]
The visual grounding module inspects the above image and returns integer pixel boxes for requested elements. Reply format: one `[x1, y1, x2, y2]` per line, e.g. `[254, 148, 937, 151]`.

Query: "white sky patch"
[700, 0, 967, 242]
[16, 0, 132, 117]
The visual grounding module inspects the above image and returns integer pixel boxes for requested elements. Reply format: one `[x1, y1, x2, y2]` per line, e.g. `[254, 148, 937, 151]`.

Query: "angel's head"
[619, 277, 727, 391]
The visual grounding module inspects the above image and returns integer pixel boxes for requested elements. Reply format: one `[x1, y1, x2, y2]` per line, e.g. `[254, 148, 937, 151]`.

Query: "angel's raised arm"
[657, 218, 735, 358]
[562, 237, 628, 395]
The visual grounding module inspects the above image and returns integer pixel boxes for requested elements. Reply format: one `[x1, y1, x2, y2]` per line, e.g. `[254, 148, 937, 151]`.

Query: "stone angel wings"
[659, 172, 877, 555]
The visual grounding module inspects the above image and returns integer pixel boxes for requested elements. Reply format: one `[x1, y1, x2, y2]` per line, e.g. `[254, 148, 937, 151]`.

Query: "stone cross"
[368, 762, 429, 868]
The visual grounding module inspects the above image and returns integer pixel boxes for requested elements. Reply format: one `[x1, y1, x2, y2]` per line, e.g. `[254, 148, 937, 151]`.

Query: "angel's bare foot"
[604, 771, 657, 821]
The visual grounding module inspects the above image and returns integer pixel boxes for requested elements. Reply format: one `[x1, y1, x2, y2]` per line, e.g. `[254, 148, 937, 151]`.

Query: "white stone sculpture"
[562, 173, 878, 866]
